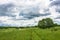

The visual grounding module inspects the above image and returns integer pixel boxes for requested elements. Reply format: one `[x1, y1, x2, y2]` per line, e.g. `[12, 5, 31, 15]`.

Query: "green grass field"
[0, 27, 60, 40]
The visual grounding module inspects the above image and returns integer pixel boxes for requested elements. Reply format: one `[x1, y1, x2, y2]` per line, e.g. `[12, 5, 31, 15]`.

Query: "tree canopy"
[38, 18, 54, 29]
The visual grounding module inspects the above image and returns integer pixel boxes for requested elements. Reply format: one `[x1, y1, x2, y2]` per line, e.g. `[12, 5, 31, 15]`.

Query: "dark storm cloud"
[19, 7, 51, 19]
[9, 12, 51, 20]
[19, 11, 51, 19]
[50, 0, 53, 1]
[50, 0, 60, 6]
[23, 13, 51, 19]
[0, 3, 15, 17]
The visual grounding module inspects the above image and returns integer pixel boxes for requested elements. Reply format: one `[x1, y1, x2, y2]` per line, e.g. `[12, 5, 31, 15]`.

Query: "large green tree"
[38, 18, 54, 28]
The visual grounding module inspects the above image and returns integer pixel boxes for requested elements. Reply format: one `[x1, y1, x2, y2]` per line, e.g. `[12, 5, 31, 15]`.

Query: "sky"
[0, 0, 60, 26]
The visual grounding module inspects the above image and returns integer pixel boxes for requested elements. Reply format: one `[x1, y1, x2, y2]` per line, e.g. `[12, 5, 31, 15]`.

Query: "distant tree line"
[0, 18, 58, 29]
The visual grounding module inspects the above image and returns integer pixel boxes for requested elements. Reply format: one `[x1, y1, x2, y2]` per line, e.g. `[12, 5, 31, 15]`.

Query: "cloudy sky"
[0, 0, 60, 26]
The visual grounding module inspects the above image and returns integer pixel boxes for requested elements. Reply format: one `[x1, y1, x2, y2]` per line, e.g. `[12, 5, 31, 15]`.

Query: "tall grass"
[0, 27, 60, 40]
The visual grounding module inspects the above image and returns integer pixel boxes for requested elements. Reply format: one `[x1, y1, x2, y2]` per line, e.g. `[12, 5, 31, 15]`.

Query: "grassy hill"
[0, 26, 60, 40]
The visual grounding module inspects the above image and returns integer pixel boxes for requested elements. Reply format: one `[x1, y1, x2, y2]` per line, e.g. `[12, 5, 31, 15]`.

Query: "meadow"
[0, 26, 60, 40]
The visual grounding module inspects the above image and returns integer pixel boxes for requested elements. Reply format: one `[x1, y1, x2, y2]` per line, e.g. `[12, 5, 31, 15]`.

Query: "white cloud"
[0, 0, 11, 4]
[0, 0, 60, 26]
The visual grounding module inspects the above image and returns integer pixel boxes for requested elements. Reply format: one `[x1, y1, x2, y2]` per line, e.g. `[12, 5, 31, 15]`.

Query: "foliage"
[54, 23, 58, 26]
[38, 18, 54, 28]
